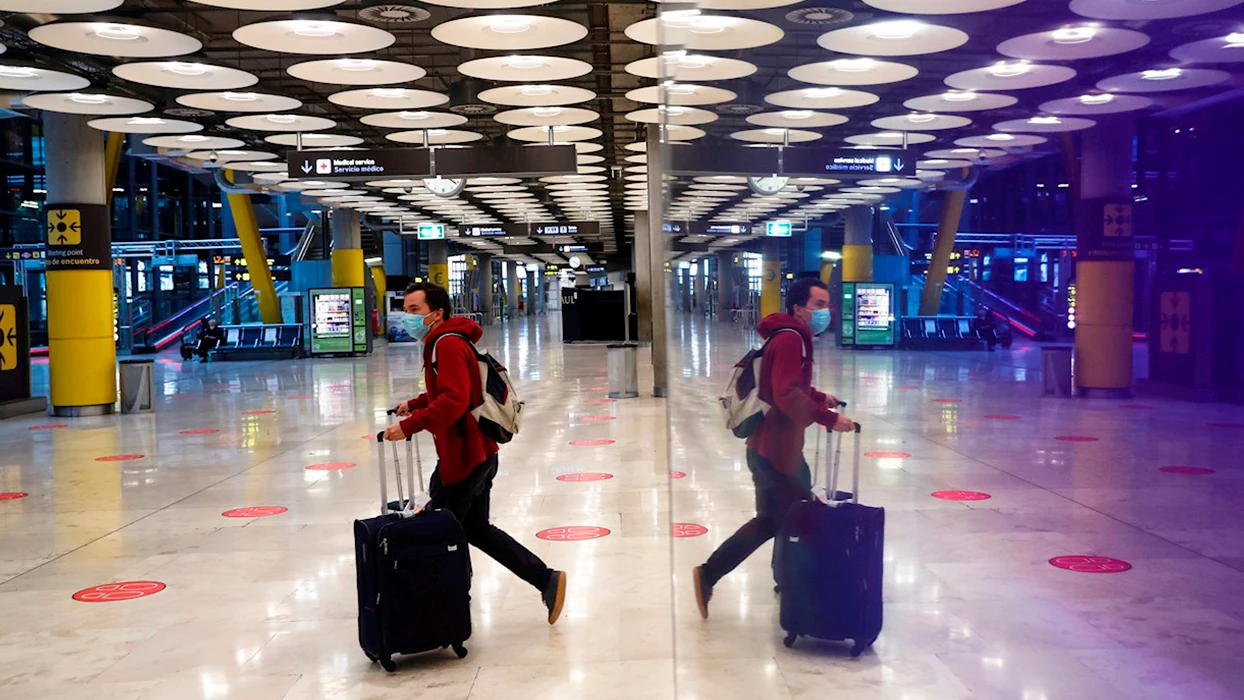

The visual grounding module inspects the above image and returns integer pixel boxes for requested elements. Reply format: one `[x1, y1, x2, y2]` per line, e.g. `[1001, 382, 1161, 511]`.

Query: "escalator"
[908, 274, 1054, 339]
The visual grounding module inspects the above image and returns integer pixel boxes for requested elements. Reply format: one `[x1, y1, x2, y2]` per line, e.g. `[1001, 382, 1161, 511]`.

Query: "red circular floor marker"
[933, 398, 961, 404]
[1048, 555, 1132, 574]
[222, 506, 288, 518]
[556, 473, 614, 483]
[569, 439, 615, 447]
[242, 409, 275, 416]
[932, 490, 992, 501]
[672, 522, 708, 538]
[670, 471, 686, 479]
[585, 399, 617, 404]
[1208, 422, 1244, 429]
[985, 415, 1022, 420]
[536, 526, 611, 541]
[1056, 436, 1099, 442]
[0, 492, 28, 501]
[865, 451, 911, 459]
[95, 454, 144, 462]
[587, 386, 608, 391]
[72, 581, 166, 602]
[305, 462, 356, 471]
[28, 424, 69, 430]
[577, 415, 617, 423]
[179, 428, 219, 435]
[1160, 466, 1217, 476]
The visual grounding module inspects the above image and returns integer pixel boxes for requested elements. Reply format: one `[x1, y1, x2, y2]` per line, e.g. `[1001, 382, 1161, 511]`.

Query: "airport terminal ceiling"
[0, 0, 1241, 267]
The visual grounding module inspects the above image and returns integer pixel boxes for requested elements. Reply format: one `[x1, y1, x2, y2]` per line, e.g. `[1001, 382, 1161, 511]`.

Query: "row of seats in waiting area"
[900, 317, 986, 351]
[212, 324, 304, 361]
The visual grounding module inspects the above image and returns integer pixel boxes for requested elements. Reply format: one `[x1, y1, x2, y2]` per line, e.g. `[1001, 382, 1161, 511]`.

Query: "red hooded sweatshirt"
[399, 316, 498, 486]
[749, 313, 840, 477]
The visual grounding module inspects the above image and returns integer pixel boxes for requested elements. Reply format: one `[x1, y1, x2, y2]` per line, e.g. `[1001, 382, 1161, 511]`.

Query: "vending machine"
[840, 283, 897, 348]
[308, 287, 372, 357]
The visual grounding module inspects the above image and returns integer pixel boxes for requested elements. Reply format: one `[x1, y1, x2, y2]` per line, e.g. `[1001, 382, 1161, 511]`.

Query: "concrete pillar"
[842, 205, 874, 283]
[505, 260, 519, 321]
[330, 208, 364, 288]
[680, 267, 691, 311]
[427, 240, 448, 289]
[645, 124, 669, 397]
[634, 214, 653, 342]
[717, 251, 735, 317]
[477, 253, 493, 319]
[44, 113, 115, 416]
[699, 257, 711, 316]
[1075, 117, 1136, 398]
[526, 267, 538, 315]
[761, 239, 782, 318]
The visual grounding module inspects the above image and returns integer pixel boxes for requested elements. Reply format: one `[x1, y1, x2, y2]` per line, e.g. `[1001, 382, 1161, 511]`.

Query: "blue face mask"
[402, 313, 432, 342]
[808, 308, 831, 336]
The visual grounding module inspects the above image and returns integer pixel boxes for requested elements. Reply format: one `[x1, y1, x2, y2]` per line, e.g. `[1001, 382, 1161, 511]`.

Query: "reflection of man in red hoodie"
[383, 282, 567, 625]
[693, 278, 855, 619]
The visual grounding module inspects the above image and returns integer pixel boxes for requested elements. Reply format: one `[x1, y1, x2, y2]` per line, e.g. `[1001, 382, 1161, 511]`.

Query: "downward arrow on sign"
[301, 161, 312, 174]
[894, 159, 905, 171]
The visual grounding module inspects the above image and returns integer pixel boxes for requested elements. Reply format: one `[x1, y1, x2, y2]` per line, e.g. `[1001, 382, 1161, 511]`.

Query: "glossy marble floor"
[4, 315, 1244, 699]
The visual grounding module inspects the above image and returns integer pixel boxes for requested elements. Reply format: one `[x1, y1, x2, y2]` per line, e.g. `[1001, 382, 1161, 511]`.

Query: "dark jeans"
[429, 454, 553, 592]
[701, 449, 812, 588]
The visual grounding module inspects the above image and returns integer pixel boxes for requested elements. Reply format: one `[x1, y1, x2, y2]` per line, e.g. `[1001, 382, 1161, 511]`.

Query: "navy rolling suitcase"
[776, 424, 884, 656]
[355, 432, 472, 672]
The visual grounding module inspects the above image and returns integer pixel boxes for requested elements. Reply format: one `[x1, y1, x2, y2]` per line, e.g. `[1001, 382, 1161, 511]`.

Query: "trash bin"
[1042, 345, 1074, 397]
[607, 343, 639, 399]
[119, 359, 155, 414]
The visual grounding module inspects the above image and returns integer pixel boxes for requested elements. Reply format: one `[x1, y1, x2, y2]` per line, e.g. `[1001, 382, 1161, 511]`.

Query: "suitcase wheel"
[364, 651, 378, 663]
[849, 641, 870, 658]
[783, 634, 797, 649]
[453, 643, 468, 659]
[379, 656, 397, 673]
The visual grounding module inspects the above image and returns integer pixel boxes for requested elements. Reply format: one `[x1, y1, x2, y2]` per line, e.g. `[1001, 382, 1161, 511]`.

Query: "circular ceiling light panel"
[764, 87, 879, 110]
[626, 84, 737, 106]
[386, 129, 484, 145]
[508, 125, 602, 143]
[30, 22, 202, 58]
[361, 111, 467, 129]
[0, 65, 89, 91]
[661, 125, 707, 141]
[994, 116, 1096, 132]
[997, 27, 1150, 61]
[287, 58, 425, 85]
[228, 161, 289, 173]
[863, 0, 1025, 11]
[527, 141, 603, 154]
[917, 158, 973, 169]
[432, 15, 587, 50]
[788, 58, 918, 86]
[845, 132, 936, 146]
[113, 61, 257, 90]
[479, 84, 595, 108]
[176, 92, 301, 113]
[1070, 0, 1243, 20]
[187, 0, 345, 8]
[226, 113, 336, 132]
[264, 132, 363, 147]
[625, 54, 757, 82]
[329, 88, 448, 110]
[418, 0, 557, 6]
[872, 113, 972, 131]
[903, 91, 1018, 112]
[1097, 68, 1230, 93]
[652, 0, 805, 7]
[542, 174, 607, 184]
[578, 155, 605, 166]
[186, 149, 277, 163]
[233, 19, 395, 55]
[732, 129, 823, 144]
[945, 63, 1077, 91]
[925, 147, 1006, 160]
[857, 178, 921, 188]
[22, 92, 152, 116]
[626, 106, 718, 126]
[955, 133, 1047, 147]
[626, 15, 784, 51]
[817, 21, 968, 56]
[459, 55, 592, 83]
[1039, 93, 1154, 115]
[0, 0, 122, 11]
[1171, 35, 1244, 64]
[144, 134, 244, 150]
[87, 116, 201, 134]
[495, 106, 600, 127]
[746, 110, 847, 129]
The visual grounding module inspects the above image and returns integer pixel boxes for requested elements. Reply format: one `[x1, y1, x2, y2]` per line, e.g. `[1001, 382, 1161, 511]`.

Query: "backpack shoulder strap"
[429, 332, 476, 372]
[763, 327, 806, 360]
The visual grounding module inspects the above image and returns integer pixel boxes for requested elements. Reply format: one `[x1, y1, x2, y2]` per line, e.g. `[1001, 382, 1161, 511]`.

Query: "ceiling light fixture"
[1029, 116, 1062, 125]
[337, 58, 377, 72]
[506, 55, 545, 70]
[689, 16, 730, 34]
[803, 87, 842, 99]
[486, 16, 533, 34]
[989, 61, 1031, 78]
[127, 117, 165, 125]
[1142, 68, 1182, 81]
[1226, 32, 1244, 48]
[1051, 26, 1097, 45]
[907, 113, 936, 123]
[520, 84, 554, 96]
[94, 24, 141, 41]
[180, 135, 210, 142]
[266, 114, 298, 124]
[222, 92, 259, 102]
[1079, 93, 1114, 105]
[782, 110, 812, 120]
[832, 58, 875, 72]
[166, 62, 210, 76]
[370, 88, 407, 99]
[531, 106, 563, 118]
[0, 66, 37, 78]
[665, 84, 696, 96]
[289, 21, 339, 38]
[399, 111, 429, 120]
[943, 91, 978, 102]
[925, 159, 949, 165]
[985, 133, 1016, 141]
[68, 93, 109, 105]
[871, 20, 921, 40]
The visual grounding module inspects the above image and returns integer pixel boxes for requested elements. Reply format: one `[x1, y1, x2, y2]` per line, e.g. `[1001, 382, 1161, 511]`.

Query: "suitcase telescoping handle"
[375, 409, 423, 517]
[812, 402, 847, 489]
[825, 421, 863, 505]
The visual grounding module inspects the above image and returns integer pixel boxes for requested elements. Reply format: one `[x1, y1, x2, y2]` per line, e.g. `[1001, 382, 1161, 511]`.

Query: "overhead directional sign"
[459, 221, 601, 238]
[287, 145, 577, 182]
[669, 144, 914, 179]
[663, 221, 753, 236]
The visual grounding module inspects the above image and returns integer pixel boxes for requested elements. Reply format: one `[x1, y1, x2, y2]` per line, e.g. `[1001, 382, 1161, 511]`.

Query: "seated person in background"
[196, 319, 225, 361]
[972, 309, 999, 351]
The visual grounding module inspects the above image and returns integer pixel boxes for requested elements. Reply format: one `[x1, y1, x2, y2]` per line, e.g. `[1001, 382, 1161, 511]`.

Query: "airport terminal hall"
[5, 0, 1244, 697]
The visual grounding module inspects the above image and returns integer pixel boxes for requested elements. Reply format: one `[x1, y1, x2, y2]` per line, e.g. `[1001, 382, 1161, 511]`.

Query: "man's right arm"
[768, 333, 840, 429]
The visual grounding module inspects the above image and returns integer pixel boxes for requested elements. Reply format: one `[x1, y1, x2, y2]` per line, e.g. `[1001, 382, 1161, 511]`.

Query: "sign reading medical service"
[669, 144, 914, 179]
[287, 145, 576, 182]
[44, 203, 110, 270]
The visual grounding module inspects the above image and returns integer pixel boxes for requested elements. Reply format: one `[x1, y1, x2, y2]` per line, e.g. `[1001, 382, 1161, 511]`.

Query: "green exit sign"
[417, 223, 445, 240]
[765, 220, 793, 237]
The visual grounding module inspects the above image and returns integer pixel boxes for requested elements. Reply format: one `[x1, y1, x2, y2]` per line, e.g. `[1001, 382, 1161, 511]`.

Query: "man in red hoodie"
[383, 282, 567, 625]
[692, 278, 855, 619]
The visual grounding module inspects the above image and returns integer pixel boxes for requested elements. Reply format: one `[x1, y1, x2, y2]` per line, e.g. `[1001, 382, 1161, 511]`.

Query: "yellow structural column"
[428, 240, 449, 289]
[760, 238, 782, 317]
[225, 171, 282, 324]
[44, 114, 115, 415]
[841, 205, 874, 283]
[369, 263, 387, 333]
[920, 182, 969, 316]
[329, 208, 365, 288]
[104, 133, 124, 201]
